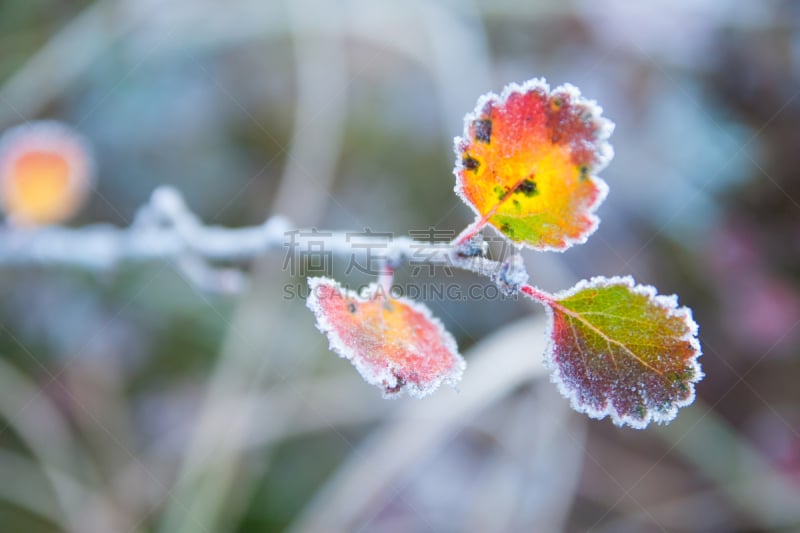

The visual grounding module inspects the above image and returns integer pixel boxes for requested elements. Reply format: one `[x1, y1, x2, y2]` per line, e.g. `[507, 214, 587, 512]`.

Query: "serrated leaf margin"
[540, 275, 703, 429]
[453, 78, 615, 252]
[306, 276, 466, 399]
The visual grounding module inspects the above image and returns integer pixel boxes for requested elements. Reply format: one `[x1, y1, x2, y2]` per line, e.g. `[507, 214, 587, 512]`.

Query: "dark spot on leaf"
[550, 97, 563, 110]
[348, 302, 357, 313]
[515, 178, 538, 197]
[512, 199, 520, 208]
[500, 222, 514, 236]
[579, 166, 588, 181]
[474, 119, 492, 143]
[385, 373, 406, 394]
[462, 156, 479, 171]
[493, 185, 506, 200]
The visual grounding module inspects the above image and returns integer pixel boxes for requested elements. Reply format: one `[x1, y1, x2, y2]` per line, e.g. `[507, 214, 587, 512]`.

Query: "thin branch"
[0, 186, 538, 296]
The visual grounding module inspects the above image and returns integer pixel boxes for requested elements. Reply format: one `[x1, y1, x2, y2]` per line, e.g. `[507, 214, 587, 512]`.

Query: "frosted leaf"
[535, 276, 703, 429]
[454, 78, 613, 251]
[306, 277, 465, 398]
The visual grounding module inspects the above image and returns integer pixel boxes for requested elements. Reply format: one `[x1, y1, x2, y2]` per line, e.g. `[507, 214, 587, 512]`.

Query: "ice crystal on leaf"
[306, 277, 465, 398]
[454, 79, 613, 251]
[534, 276, 702, 428]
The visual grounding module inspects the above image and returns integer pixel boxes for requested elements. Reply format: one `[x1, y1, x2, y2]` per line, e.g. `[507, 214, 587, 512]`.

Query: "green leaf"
[539, 276, 702, 429]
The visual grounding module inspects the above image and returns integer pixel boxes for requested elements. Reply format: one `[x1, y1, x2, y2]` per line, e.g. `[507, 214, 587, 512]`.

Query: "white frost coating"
[452, 78, 615, 253]
[306, 276, 465, 399]
[535, 275, 703, 429]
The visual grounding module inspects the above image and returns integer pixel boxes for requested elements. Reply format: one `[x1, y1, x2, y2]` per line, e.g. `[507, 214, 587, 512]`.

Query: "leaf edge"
[539, 275, 703, 429]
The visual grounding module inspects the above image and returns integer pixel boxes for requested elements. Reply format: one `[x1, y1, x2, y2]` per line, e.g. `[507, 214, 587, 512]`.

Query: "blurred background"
[1, 0, 799, 531]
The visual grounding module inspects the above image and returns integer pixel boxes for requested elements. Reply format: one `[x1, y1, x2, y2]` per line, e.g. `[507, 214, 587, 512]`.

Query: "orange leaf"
[307, 277, 465, 398]
[0, 121, 94, 225]
[454, 79, 613, 250]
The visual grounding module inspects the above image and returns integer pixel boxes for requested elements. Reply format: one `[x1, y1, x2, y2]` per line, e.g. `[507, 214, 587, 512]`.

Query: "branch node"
[491, 253, 529, 296]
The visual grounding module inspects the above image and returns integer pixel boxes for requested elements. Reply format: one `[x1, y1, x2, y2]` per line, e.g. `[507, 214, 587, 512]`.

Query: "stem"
[520, 284, 555, 305]
[377, 261, 394, 296]
[453, 217, 488, 247]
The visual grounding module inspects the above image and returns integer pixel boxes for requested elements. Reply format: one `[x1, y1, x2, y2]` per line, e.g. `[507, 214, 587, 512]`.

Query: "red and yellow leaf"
[454, 79, 613, 251]
[0, 121, 94, 225]
[536, 276, 702, 428]
[307, 277, 465, 398]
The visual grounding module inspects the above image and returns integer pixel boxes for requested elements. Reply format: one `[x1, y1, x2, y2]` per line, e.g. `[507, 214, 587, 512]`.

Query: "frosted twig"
[0, 187, 292, 272]
[0, 186, 526, 294]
